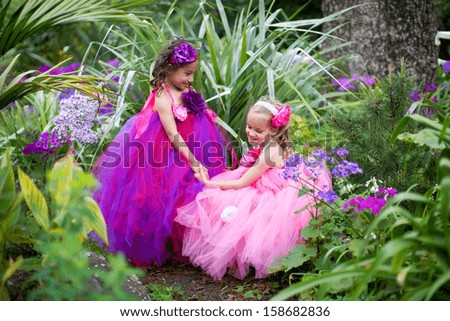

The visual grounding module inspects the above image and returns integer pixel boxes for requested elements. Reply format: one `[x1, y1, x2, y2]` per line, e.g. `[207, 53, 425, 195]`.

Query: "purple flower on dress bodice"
[239, 147, 261, 167]
[181, 90, 207, 114]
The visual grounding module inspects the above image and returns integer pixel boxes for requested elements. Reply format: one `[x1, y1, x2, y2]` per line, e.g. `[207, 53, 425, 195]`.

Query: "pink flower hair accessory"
[169, 41, 198, 65]
[272, 105, 291, 127]
[254, 101, 291, 128]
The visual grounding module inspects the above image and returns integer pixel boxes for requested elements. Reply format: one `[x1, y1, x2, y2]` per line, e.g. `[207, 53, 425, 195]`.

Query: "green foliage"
[272, 157, 450, 301]
[330, 68, 436, 192]
[0, 0, 152, 109]
[28, 234, 140, 300]
[196, 0, 349, 133]
[0, 152, 142, 300]
[0, 0, 149, 56]
[80, 0, 351, 161]
[0, 150, 27, 300]
[147, 283, 187, 301]
[234, 285, 264, 300]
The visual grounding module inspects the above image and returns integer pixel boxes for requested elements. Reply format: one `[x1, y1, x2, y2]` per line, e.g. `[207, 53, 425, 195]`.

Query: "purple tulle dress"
[92, 84, 234, 267]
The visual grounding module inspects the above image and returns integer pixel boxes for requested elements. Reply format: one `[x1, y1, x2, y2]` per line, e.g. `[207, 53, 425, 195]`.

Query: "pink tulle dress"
[175, 147, 332, 280]
[92, 84, 235, 267]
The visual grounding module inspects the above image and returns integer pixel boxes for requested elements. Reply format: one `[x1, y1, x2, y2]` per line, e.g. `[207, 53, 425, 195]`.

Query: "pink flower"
[342, 195, 387, 215]
[272, 105, 291, 128]
[376, 187, 397, 197]
[172, 104, 188, 121]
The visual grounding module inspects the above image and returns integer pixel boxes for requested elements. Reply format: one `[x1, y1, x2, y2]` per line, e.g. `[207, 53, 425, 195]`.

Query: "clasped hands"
[190, 161, 210, 183]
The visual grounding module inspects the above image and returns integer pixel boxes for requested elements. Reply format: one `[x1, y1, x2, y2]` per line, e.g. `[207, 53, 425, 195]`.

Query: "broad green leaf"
[47, 154, 73, 214]
[391, 116, 412, 143]
[397, 129, 446, 149]
[297, 186, 311, 197]
[281, 244, 317, 271]
[18, 168, 49, 230]
[426, 271, 450, 300]
[1, 257, 23, 283]
[0, 149, 16, 218]
[271, 270, 365, 301]
[0, 285, 9, 301]
[82, 196, 108, 245]
[348, 239, 367, 258]
[3, 193, 22, 229]
[301, 225, 320, 239]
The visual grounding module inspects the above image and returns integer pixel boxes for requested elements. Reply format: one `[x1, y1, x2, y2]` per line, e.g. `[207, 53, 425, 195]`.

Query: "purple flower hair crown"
[169, 41, 198, 65]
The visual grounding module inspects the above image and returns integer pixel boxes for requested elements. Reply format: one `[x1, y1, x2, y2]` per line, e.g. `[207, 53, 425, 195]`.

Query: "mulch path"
[139, 260, 285, 301]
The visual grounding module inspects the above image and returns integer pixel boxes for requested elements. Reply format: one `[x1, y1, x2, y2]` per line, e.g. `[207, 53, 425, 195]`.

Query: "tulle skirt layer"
[92, 111, 227, 266]
[175, 165, 331, 279]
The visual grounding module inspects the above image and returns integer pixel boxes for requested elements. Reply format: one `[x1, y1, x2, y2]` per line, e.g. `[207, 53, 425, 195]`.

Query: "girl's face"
[245, 109, 276, 146]
[166, 60, 198, 91]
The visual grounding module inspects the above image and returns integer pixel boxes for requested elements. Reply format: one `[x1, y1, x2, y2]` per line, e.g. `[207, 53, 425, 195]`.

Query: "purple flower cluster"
[332, 75, 377, 91]
[331, 160, 363, 178]
[281, 147, 363, 204]
[443, 60, 450, 74]
[318, 190, 339, 204]
[53, 93, 99, 144]
[23, 132, 72, 159]
[282, 147, 363, 182]
[409, 83, 437, 103]
[39, 63, 81, 75]
[281, 153, 304, 180]
[326, 148, 363, 178]
[342, 187, 397, 215]
[181, 90, 207, 114]
[406, 83, 438, 116]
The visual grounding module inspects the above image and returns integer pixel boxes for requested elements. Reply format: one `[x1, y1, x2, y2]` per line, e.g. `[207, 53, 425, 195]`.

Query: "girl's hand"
[191, 161, 209, 180]
[194, 167, 209, 183]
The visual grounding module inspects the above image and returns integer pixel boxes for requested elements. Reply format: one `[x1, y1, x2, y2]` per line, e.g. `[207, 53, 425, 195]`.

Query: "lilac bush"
[53, 93, 99, 144]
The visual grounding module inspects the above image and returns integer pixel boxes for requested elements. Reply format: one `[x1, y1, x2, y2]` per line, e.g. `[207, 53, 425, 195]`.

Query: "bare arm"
[154, 95, 203, 173]
[201, 152, 270, 190]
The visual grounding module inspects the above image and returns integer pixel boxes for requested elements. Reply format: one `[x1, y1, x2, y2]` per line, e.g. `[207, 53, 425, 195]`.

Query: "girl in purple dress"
[92, 37, 233, 267]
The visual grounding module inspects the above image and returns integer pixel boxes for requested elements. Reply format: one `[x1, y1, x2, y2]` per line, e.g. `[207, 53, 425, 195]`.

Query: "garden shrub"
[329, 68, 437, 193]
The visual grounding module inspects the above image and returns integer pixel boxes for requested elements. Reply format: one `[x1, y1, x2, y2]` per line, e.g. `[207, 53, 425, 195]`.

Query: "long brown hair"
[150, 37, 190, 91]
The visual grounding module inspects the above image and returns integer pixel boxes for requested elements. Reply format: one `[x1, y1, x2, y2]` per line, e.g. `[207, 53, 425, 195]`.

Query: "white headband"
[254, 101, 278, 115]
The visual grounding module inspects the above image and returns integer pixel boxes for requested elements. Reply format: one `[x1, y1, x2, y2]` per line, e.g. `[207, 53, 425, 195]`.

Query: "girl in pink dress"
[175, 98, 332, 280]
[92, 37, 235, 267]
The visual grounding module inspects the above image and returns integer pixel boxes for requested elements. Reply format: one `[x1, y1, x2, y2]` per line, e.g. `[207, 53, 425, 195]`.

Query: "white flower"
[365, 176, 381, 193]
[341, 183, 354, 194]
[221, 206, 237, 222]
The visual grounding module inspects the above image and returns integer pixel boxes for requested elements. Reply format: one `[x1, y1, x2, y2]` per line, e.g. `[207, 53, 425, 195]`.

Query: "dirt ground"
[6, 251, 288, 301]
[139, 260, 284, 301]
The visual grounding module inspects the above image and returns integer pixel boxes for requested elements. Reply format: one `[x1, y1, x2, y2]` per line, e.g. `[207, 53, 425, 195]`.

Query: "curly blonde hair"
[250, 97, 293, 159]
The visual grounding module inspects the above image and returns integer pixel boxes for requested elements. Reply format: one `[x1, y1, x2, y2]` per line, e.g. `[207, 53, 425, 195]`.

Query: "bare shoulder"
[153, 89, 172, 113]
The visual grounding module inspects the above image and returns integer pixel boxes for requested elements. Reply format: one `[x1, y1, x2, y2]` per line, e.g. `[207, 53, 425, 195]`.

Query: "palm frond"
[0, 0, 152, 56]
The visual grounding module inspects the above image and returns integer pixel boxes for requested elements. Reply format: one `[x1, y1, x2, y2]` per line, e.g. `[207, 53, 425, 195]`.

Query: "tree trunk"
[321, 0, 439, 83]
